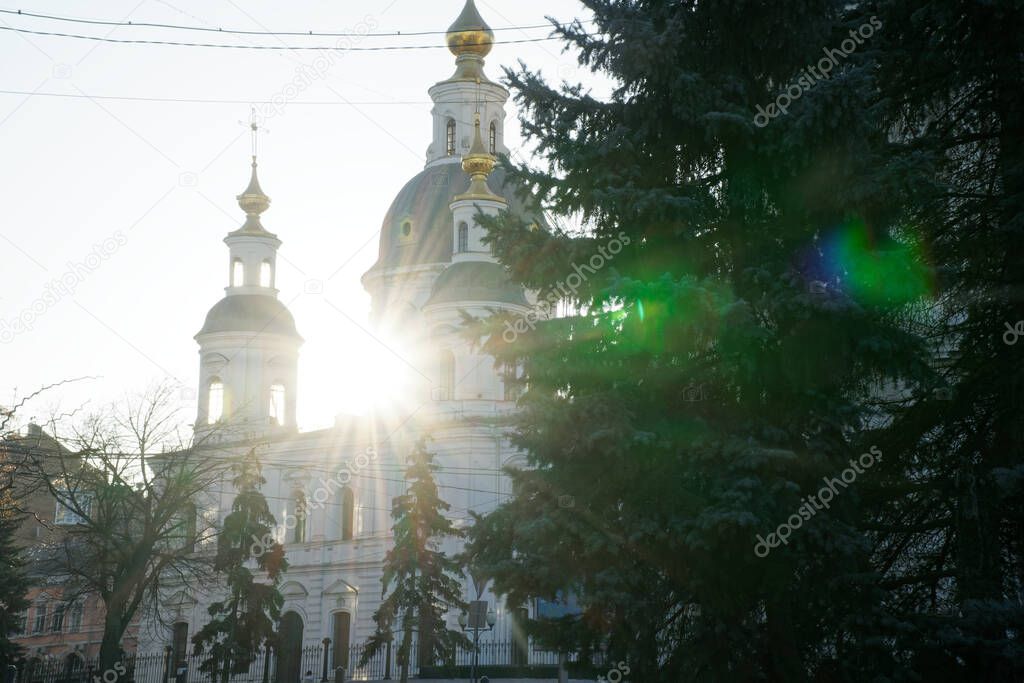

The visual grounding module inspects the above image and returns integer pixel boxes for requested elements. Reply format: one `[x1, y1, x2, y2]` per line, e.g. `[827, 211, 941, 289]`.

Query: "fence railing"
[12, 639, 599, 683]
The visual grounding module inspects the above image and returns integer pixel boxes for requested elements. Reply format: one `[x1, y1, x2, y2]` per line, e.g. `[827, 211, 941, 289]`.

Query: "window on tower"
[489, 122, 497, 154]
[457, 222, 469, 253]
[269, 383, 286, 425]
[207, 379, 224, 424]
[340, 486, 354, 540]
[231, 258, 244, 287]
[260, 260, 272, 287]
[293, 491, 307, 543]
[439, 350, 455, 400]
[503, 363, 521, 402]
[446, 119, 456, 156]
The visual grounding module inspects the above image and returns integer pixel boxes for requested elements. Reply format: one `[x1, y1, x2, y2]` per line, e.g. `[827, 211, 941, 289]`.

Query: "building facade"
[2, 425, 141, 664]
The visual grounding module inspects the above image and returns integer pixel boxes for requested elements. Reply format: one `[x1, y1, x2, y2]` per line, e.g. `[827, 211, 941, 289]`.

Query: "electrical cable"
[0, 25, 571, 50]
[0, 89, 492, 106]
[0, 7, 578, 38]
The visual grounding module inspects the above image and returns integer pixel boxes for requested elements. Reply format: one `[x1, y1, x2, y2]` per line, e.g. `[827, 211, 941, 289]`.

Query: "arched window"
[446, 119, 456, 156]
[207, 379, 224, 424]
[341, 486, 354, 541]
[401, 220, 413, 239]
[292, 491, 307, 543]
[231, 258, 244, 287]
[269, 383, 286, 425]
[68, 602, 83, 633]
[260, 259, 272, 288]
[457, 222, 469, 253]
[503, 363, 520, 402]
[171, 501, 198, 552]
[489, 122, 497, 154]
[62, 653, 84, 679]
[51, 604, 64, 632]
[439, 350, 455, 401]
[32, 604, 46, 634]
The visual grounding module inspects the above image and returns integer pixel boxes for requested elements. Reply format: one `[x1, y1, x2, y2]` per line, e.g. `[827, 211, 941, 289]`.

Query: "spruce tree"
[360, 439, 469, 683]
[466, 1, 931, 680]
[863, 1, 1024, 680]
[193, 449, 287, 683]
[0, 515, 30, 668]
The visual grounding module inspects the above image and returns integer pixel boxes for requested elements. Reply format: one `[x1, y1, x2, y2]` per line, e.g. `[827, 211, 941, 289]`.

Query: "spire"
[234, 118, 272, 233]
[444, 0, 494, 83]
[455, 113, 505, 204]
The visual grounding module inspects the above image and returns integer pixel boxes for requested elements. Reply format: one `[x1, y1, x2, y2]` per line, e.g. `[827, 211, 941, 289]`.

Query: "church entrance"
[275, 611, 304, 683]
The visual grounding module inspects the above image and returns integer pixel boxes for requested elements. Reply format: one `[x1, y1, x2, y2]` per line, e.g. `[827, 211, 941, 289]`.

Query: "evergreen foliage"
[465, 0, 1023, 679]
[192, 449, 287, 683]
[0, 515, 30, 668]
[361, 440, 469, 683]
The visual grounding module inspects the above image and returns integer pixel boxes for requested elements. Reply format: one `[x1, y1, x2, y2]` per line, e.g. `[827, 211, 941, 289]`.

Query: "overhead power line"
[0, 25, 570, 50]
[0, 7, 575, 38]
[0, 89, 444, 105]
[0, 90, 532, 109]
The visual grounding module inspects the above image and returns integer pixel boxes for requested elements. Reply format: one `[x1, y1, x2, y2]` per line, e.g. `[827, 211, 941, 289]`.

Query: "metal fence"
[347, 640, 546, 680]
[12, 647, 322, 683]
[12, 640, 597, 683]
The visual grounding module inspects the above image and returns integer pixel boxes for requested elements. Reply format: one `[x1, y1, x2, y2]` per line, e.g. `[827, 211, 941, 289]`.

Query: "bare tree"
[18, 383, 231, 672]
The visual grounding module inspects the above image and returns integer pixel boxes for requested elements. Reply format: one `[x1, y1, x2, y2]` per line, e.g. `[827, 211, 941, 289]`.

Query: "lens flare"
[817, 219, 933, 306]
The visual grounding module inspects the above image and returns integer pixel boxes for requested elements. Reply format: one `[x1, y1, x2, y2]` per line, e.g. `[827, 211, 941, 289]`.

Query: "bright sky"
[0, 0, 601, 431]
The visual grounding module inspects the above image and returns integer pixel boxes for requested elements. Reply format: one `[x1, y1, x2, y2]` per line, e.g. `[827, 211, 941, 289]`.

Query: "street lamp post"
[458, 602, 496, 683]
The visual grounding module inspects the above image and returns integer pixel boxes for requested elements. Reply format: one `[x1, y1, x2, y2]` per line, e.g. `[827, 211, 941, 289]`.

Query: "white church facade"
[141, 1, 549, 678]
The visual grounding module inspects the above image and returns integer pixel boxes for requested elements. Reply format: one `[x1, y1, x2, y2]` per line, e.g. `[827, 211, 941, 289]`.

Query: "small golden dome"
[456, 114, 504, 204]
[237, 157, 270, 216]
[446, 0, 494, 57]
[462, 115, 496, 177]
[234, 156, 273, 233]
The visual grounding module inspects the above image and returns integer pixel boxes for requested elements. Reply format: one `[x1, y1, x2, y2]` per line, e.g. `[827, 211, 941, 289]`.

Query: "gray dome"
[196, 295, 301, 339]
[368, 160, 546, 273]
[425, 261, 528, 307]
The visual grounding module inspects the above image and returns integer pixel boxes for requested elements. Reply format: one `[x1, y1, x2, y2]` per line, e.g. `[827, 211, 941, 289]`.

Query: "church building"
[142, 1, 548, 677]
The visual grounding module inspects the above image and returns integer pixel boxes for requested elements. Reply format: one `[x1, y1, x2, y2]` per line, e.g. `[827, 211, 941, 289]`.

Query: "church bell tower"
[194, 122, 302, 437]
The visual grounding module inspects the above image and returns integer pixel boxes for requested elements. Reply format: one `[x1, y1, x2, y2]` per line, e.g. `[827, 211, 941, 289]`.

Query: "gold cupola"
[455, 113, 505, 204]
[237, 158, 269, 215]
[233, 119, 273, 234]
[443, 0, 495, 83]
[235, 165, 272, 236]
[446, 0, 494, 57]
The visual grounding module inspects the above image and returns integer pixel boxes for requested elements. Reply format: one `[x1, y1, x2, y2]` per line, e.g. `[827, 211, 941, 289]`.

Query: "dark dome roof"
[196, 295, 301, 339]
[368, 160, 546, 273]
[425, 261, 528, 307]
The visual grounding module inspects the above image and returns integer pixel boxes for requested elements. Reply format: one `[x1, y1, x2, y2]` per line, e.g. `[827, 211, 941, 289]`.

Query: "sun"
[297, 318, 430, 427]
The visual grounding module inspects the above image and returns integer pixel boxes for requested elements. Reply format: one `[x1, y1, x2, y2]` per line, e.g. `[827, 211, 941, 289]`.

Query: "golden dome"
[456, 114, 505, 203]
[446, 0, 494, 57]
[462, 115, 496, 177]
[234, 156, 273, 233]
[237, 157, 270, 215]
